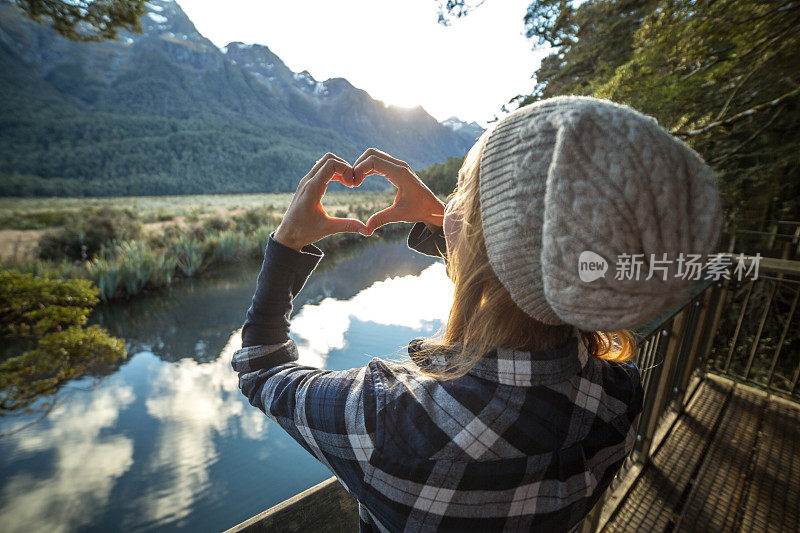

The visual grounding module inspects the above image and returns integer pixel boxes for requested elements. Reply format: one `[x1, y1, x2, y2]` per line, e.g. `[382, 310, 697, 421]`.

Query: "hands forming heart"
[273, 148, 446, 251]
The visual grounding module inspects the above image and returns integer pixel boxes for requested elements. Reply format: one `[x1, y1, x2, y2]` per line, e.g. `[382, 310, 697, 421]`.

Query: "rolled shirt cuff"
[231, 339, 299, 372]
[266, 233, 324, 272]
[407, 222, 447, 259]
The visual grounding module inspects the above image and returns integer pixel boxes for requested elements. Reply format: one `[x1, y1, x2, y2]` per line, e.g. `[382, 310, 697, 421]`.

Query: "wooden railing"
[225, 477, 358, 533]
[229, 253, 800, 533]
[582, 254, 800, 531]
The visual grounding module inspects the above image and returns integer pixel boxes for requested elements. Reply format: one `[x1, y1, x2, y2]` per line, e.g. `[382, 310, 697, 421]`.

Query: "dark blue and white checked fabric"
[232, 225, 644, 532]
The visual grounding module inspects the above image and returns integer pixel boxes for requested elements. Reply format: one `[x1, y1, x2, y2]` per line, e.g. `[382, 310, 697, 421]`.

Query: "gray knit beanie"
[479, 96, 722, 331]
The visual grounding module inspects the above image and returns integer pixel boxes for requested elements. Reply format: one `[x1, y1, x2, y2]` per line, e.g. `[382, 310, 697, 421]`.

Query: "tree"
[435, 0, 488, 25]
[438, 0, 800, 221]
[419, 156, 464, 196]
[16, 0, 146, 41]
[591, 0, 800, 222]
[0, 270, 126, 415]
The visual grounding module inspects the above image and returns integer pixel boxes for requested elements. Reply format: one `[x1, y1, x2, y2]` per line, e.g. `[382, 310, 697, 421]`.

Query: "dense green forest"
[440, 0, 800, 221]
[418, 155, 464, 196]
[1, 109, 355, 196]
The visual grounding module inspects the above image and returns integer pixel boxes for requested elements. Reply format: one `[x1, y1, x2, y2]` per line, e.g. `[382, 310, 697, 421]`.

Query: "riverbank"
[0, 192, 415, 301]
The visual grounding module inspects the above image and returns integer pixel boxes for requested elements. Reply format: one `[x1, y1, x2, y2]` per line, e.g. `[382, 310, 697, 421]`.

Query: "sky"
[175, 0, 550, 125]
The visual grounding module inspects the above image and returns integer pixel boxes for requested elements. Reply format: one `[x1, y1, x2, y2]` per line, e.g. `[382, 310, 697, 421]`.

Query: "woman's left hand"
[273, 153, 369, 251]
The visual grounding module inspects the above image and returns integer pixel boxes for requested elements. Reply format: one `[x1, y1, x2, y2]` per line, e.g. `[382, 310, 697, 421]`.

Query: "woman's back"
[236, 334, 643, 532]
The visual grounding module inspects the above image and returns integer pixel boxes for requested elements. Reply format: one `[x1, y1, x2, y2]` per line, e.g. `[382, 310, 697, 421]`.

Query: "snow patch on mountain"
[441, 116, 484, 143]
[314, 81, 328, 96]
[293, 71, 314, 84]
[148, 13, 168, 24]
[442, 117, 465, 132]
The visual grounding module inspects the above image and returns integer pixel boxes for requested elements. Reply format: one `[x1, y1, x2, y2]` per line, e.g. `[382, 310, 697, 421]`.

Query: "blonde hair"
[411, 129, 636, 380]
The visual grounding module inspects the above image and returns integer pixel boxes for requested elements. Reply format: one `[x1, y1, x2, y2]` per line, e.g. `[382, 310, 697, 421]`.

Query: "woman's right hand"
[352, 148, 445, 236]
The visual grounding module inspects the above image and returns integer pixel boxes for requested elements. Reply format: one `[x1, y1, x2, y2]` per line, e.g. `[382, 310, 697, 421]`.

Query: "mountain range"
[0, 0, 483, 196]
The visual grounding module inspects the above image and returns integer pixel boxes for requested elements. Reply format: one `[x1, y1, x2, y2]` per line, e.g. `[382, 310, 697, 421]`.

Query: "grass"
[0, 192, 411, 301]
[0, 192, 397, 230]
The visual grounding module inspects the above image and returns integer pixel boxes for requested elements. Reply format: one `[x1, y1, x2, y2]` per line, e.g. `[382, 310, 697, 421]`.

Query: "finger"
[326, 155, 356, 187]
[353, 149, 410, 185]
[325, 216, 368, 236]
[327, 165, 356, 187]
[354, 147, 410, 170]
[301, 153, 349, 186]
[353, 154, 412, 188]
[365, 205, 404, 235]
[309, 158, 353, 194]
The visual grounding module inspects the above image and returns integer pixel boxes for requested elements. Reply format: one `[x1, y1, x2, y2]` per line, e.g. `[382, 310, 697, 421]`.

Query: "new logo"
[578, 251, 608, 282]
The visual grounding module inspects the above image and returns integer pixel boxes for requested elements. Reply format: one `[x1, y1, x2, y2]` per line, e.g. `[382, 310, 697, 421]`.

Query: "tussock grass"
[1, 192, 406, 301]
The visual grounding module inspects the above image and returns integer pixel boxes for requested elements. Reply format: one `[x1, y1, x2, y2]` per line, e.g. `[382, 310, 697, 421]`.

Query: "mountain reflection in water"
[0, 239, 452, 532]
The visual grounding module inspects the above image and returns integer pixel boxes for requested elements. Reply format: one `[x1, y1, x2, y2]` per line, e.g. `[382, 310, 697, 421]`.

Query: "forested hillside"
[0, 0, 479, 196]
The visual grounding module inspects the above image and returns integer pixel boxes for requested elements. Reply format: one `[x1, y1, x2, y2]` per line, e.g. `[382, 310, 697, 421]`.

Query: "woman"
[231, 96, 721, 532]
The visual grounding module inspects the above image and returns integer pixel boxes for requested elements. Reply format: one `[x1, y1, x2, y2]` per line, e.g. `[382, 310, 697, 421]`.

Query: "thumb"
[366, 206, 402, 236]
[326, 217, 368, 236]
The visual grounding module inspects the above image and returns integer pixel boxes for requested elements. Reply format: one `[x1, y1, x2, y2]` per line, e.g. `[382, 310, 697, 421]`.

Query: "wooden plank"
[740, 399, 800, 532]
[225, 477, 358, 533]
[602, 378, 731, 532]
[673, 387, 764, 532]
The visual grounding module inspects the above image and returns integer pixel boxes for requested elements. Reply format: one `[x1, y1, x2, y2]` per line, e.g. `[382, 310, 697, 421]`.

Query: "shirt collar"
[407, 333, 589, 386]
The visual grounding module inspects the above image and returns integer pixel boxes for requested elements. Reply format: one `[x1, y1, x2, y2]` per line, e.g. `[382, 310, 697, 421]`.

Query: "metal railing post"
[723, 279, 754, 373]
[632, 335, 662, 460]
[664, 303, 697, 409]
[675, 295, 711, 408]
[742, 280, 777, 379]
[766, 286, 799, 389]
[638, 310, 686, 463]
[701, 280, 727, 373]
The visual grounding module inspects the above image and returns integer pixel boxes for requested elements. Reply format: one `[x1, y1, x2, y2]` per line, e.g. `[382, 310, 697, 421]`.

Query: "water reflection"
[0, 238, 452, 532]
[0, 383, 135, 532]
[292, 264, 452, 368]
[141, 334, 268, 527]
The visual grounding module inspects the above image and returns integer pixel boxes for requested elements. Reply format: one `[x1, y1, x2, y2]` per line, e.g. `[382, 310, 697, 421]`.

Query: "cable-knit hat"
[479, 96, 722, 331]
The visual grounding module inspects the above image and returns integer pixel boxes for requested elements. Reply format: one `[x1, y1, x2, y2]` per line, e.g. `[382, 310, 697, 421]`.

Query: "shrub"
[174, 235, 203, 277]
[114, 241, 164, 298]
[0, 325, 125, 413]
[250, 225, 273, 256]
[201, 215, 231, 233]
[0, 270, 98, 337]
[202, 231, 247, 267]
[0, 270, 126, 414]
[232, 208, 264, 232]
[37, 209, 141, 261]
[86, 257, 122, 301]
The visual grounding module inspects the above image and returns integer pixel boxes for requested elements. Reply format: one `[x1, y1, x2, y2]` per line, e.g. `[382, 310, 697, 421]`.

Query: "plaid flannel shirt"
[232, 223, 644, 532]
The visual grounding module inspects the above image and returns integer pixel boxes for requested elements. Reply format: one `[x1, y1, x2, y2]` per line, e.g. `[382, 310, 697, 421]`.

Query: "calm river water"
[0, 238, 451, 532]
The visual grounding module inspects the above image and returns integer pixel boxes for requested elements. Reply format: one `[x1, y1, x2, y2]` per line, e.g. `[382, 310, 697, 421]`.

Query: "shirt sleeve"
[231, 232, 380, 500]
[237, 363, 380, 500]
[407, 221, 447, 259]
[234, 234, 324, 364]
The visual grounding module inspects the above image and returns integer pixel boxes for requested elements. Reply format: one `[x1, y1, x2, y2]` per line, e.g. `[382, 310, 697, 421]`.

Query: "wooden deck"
[602, 374, 800, 533]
